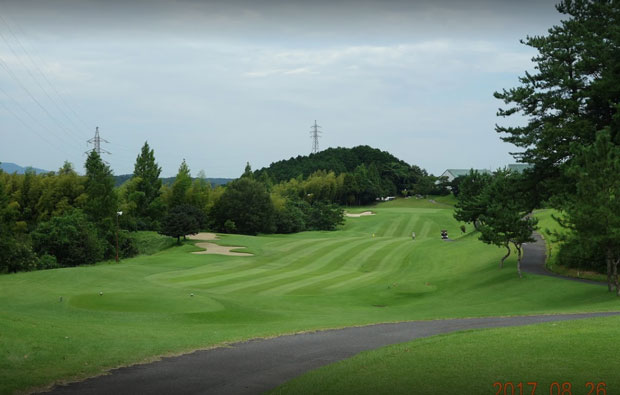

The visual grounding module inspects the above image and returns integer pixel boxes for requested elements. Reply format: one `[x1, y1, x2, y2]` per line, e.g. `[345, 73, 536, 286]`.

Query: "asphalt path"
[46, 233, 615, 395]
[522, 233, 605, 286]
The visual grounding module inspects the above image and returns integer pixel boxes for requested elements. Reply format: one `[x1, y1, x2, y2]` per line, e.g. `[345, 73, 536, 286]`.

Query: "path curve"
[46, 312, 618, 395]
[521, 233, 604, 286]
[46, 233, 615, 395]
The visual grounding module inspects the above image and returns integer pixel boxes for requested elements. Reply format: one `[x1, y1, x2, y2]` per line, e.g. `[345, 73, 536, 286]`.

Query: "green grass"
[129, 231, 177, 255]
[1, 197, 618, 393]
[272, 315, 620, 394]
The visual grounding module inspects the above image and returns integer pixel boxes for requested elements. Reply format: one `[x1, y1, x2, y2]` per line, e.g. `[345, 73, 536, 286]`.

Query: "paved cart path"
[47, 233, 615, 395]
[521, 233, 605, 286]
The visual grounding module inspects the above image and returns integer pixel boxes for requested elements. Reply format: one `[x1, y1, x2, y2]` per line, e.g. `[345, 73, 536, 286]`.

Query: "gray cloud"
[0, 0, 561, 176]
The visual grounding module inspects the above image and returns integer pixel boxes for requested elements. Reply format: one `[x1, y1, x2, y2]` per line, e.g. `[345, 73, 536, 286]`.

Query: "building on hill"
[507, 163, 533, 173]
[439, 169, 491, 182]
[439, 164, 532, 182]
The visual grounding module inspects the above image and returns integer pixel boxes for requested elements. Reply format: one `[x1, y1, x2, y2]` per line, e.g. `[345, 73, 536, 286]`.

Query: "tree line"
[1, 144, 442, 273]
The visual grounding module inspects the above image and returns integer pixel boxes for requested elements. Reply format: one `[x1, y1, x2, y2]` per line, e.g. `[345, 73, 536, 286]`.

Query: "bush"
[32, 210, 104, 267]
[37, 254, 59, 270]
[118, 230, 139, 258]
[223, 219, 237, 233]
[556, 235, 605, 272]
[129, 231, 176, 255]
[274, 201, 306, 234]
[306, 201, 345, 231]
[159, 205, 201, 243]
[0, 237, 38, 273]
[211, 178, 275, 235]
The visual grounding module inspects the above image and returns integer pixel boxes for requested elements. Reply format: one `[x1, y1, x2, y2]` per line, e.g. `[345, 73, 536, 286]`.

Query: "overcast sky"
[0, 0, 562, 177]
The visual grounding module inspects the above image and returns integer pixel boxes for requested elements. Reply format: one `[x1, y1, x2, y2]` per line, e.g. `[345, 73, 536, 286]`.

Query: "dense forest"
[0, 144, 445, 274]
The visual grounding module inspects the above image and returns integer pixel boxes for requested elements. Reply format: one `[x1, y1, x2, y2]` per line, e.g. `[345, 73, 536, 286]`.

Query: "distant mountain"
[0, 162, 51, 175]
[114, 174, 234, 187]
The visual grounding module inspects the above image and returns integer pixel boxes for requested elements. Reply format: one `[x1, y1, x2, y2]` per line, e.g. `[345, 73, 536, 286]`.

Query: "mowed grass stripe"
[418, 219, 433, 239]
[323, 240, 416, 291]
[190, 238, 349, 290]
[267, 238, 401, 296]
[400, 214, 419, 239]
[292, 239, 407, 294]
[204, 238, 369, 293]
[155, 238, 331, 286]
[386, 214, 410, 237]
[375, 214, 394, 237]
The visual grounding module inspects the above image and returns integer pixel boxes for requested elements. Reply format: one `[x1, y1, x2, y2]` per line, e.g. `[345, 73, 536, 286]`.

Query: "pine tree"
[170, 159, 191, 208]
[561, 130, 620, 294]
[134, 142, 162, 205]
[494, 0, 620, 200]
[478, 170, 538, 277]
[454, 170, 493, 230]
[131, 141, 163, 227]
[84, 150, 117, 232]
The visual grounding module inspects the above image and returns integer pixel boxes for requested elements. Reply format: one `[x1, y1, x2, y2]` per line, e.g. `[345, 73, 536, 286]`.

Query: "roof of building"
[507, 164, 533, 173]
[443, 169, 492, 177]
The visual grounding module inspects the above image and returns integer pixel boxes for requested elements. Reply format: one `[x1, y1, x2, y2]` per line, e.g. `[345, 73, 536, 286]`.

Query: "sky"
[0, 0, 563, 177]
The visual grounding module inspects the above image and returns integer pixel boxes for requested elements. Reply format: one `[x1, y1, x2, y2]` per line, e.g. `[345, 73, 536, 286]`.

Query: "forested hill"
[253, 145, 437, 200]
[255, 145, 424, 183]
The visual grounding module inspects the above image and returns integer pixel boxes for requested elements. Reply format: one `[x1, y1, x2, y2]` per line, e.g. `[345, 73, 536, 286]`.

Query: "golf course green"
[1, 197, 618, 393]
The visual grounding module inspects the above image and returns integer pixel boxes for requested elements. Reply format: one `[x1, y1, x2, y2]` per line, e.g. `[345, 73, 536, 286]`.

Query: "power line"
[0, 57, 84, 151]
[0, 21, 85, 142]
[0, 95, 73, 159]
[0, 84, 78, 157]
[0, 13, 91, 132]
[310, 120, 322, 154]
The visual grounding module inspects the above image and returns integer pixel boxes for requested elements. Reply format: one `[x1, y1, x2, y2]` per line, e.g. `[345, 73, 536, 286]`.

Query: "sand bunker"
[345, 211, 375, 218]
[188, 233, 253, 257]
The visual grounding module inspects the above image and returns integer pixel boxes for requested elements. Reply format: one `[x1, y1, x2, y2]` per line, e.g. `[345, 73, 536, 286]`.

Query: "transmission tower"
[310, 120, 321, 154]
[86, 126, 110, 161]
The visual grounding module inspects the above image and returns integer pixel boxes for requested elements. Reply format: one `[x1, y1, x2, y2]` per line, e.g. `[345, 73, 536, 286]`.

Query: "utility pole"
[86, 126, 111, 161]
[310, 120, 321, 154]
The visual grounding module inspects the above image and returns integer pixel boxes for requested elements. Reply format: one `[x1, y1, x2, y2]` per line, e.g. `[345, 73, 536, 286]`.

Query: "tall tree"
[478, 170, 538, 277]
[84, 150, 118, 235]
[560, 130, 620, 294]
[454, 170, 493, 230]
[494, 0, 620, 201]
[130, 142, 164, 228]
[133, 142, 162, 206]
[170, 159, 192, 208]
[241, 162, 253, 178]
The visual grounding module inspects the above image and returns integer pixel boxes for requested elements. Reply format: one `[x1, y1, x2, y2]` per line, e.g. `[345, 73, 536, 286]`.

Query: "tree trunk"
[177, 235, 181, 245]
[515, 243, 523, 278]
[613, 258, 619, 297]
[500, 243, 510, 269]
[607, 249, 613, 292]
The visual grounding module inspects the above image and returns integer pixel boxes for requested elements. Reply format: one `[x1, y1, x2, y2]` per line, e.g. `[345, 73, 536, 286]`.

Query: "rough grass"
[0, 198, 618, 393]
[272, 316, 620, 395]
[129, 231, 177, 255]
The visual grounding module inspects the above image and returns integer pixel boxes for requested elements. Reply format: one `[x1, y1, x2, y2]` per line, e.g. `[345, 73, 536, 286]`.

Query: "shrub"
[32, 210, 104, 267]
